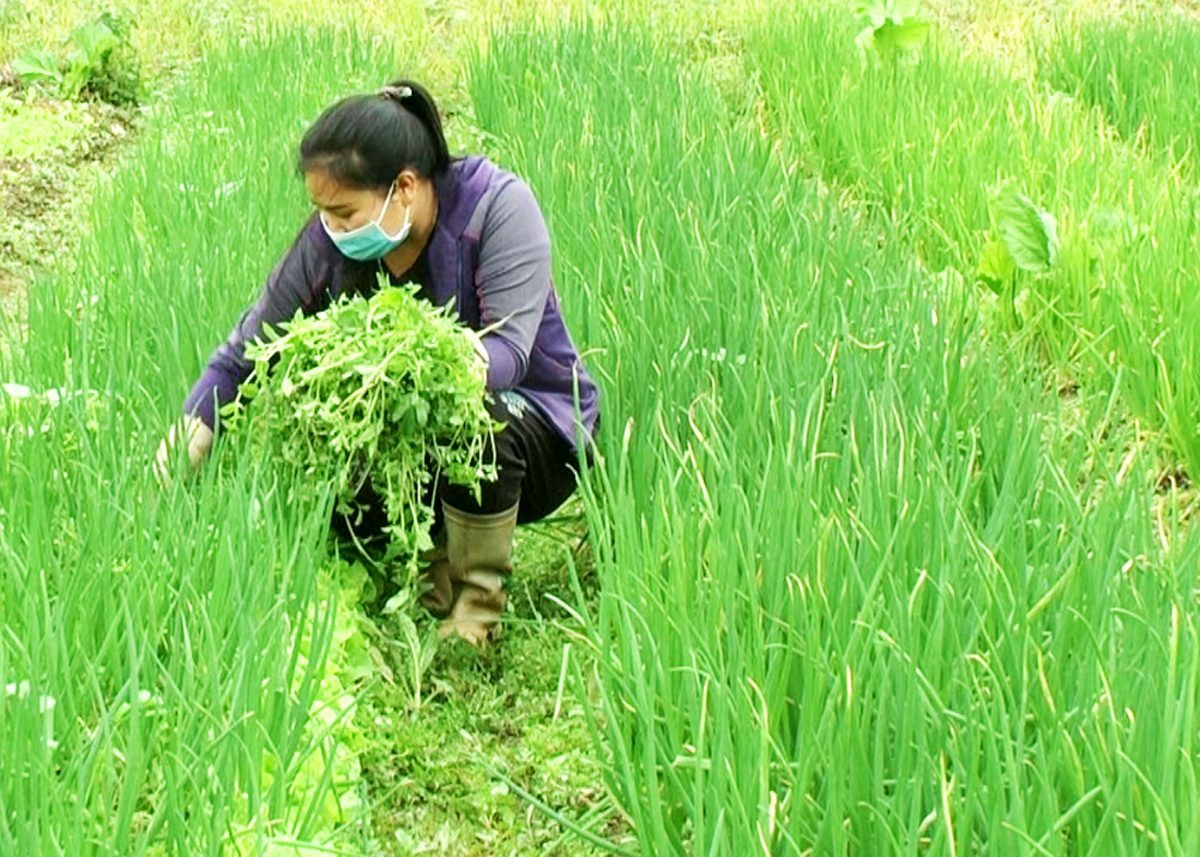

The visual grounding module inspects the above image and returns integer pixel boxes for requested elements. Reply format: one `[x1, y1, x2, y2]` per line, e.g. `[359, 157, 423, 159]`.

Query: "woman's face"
[305, 167, 429, 236]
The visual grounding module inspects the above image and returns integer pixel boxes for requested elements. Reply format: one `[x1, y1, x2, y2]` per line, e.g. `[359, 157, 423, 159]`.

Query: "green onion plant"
[471, 22, 1200, 855]
[1, 26, 405, 855]
[745, 5, 1200, 488]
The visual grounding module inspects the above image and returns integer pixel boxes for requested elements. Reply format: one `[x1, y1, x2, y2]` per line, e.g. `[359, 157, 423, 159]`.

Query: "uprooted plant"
[227, 277, 499, 576]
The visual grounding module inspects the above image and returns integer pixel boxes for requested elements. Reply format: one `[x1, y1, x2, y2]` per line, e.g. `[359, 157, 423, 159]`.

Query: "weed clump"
[11, 12, 140, 107]
[229, 278, 498, 573]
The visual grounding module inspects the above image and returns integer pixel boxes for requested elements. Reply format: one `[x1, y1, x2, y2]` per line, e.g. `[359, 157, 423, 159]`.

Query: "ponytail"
[298, 79, 453, 189]
[381, 79, 451, 174]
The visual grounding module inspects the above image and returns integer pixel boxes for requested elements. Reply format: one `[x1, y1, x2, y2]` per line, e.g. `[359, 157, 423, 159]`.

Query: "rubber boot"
[417, 534, 455, 618]
[438, 501, 519, 647]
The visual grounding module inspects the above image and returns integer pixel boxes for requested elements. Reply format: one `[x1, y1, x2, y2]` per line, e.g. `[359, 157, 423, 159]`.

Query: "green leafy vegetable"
[976, 184, 1058, 307]
[855, 0, 930, 63]
[10, 14, 140, 105]
[11, 48, 61, 88]
[976, 237, 1016, 296]
[229, 279, 499, 573]
[64, 20, 120, 97]
[993, 184, 1059, 272]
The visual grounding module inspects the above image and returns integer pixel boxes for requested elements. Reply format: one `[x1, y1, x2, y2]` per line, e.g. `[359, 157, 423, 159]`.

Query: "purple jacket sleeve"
[475, 180, 552, 391]
[183, 219, 333, 429]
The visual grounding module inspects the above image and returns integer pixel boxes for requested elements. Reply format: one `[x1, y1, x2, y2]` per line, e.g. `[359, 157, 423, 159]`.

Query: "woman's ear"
[395, 169, 419, 203]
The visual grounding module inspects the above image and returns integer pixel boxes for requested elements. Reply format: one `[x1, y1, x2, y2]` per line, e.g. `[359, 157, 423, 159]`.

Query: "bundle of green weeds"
[229, 278, 498, 569]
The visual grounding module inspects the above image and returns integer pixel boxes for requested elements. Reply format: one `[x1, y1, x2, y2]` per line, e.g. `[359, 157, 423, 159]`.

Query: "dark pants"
[441, 390, 585, 523]
[334, 391, 587, 546]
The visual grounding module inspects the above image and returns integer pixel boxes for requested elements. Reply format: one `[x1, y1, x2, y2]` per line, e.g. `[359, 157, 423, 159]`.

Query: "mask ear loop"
[375, 179, 409, 240]
[323, 179, 403, 240]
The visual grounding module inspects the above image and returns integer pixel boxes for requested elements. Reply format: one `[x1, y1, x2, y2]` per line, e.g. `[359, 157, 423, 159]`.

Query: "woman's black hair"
[298, 79, 452, 189]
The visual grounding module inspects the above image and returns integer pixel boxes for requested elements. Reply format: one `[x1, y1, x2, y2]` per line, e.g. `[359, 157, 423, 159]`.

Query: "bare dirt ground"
[0, 97, 132, 335]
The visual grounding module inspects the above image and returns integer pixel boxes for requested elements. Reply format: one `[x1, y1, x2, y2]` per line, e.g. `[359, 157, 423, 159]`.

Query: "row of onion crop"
[0, 28, 402, 855]
[1039, 13, 1200, 172]
[745, 7, 1200, 478]
[470, 23, 1200, 855]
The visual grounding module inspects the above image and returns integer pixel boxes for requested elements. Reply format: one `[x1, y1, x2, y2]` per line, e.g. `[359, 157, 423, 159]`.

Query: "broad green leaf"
[856, 0, 922, 29]
[871, 18, 931, 63]
[64, 51, 93, 96]
[977, 238, 1015, 295]
[70, 21, 118, 64]
[11, 48, 62, 87]
[994, 186, 1059, 272]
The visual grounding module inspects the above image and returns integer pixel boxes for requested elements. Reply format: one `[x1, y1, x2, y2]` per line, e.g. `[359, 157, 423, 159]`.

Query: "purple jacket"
[184, 156, 599, 451]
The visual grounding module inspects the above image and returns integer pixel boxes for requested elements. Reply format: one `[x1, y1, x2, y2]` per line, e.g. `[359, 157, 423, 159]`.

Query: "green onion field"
[3, 2, 1200, 854]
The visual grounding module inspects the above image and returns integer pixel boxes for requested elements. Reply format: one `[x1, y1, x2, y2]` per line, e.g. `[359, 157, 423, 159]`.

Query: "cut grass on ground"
[344, 506, 629, 856]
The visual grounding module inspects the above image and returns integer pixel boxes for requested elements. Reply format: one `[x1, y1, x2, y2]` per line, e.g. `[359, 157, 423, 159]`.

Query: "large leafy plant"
[976, 183, 1060, 327]
[12, 13, 140, 105]
[229, 279, 499, 572]
[855, 0, 930, 64]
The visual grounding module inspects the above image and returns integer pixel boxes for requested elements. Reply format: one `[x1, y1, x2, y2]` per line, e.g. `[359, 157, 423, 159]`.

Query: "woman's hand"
[154, 415, 214, 485]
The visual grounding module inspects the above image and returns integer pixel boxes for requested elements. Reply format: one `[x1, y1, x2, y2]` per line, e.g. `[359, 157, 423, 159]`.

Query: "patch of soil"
[0, 88, 136, 313]
[0, 269, 21, 296]
[0, 268, 26, 355]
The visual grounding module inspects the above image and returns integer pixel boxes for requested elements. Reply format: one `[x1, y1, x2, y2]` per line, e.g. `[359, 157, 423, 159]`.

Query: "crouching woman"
[164, 80, 600, 646]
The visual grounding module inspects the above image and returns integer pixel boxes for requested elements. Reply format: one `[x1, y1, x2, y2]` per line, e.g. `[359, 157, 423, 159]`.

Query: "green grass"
[0, 389, 348, 853]
[0, 90, 93, 158]
[0, 94, 128, 293]
[1034, 12, 1200, 475]
[361, 594, 627, 856]
[0, 0, 267, 81]
[470, 22, 1200, 854]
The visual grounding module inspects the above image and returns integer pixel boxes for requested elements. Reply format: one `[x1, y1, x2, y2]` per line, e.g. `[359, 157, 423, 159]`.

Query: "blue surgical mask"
[320, 181, 411, 261]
